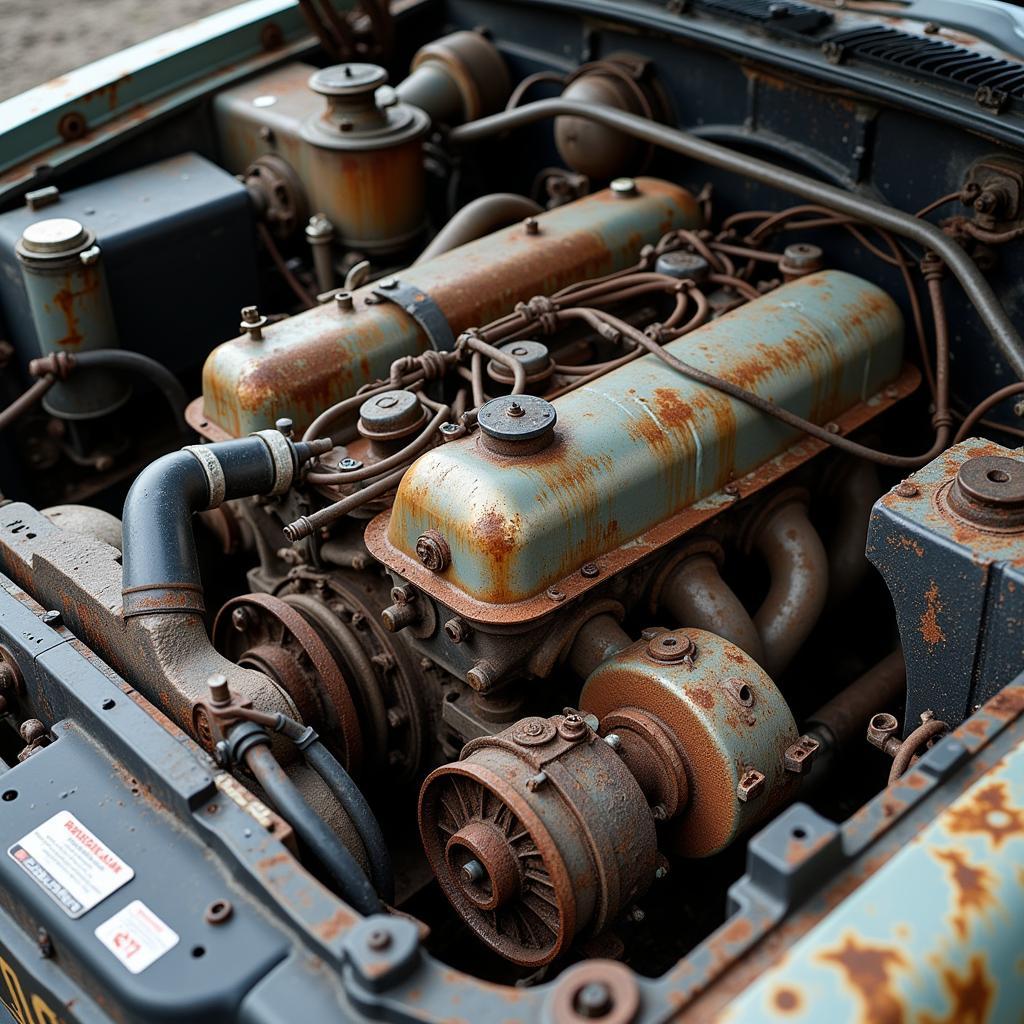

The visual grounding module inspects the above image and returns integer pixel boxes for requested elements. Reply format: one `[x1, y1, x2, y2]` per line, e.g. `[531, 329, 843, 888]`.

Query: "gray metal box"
[0, 152, 258, 375]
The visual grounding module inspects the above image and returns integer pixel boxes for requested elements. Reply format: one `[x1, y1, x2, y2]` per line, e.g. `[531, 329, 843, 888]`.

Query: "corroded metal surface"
[580, 628, 799, 856]
[200, 177, 701, 437]
[419, 711, 656, 965]
[374, 271, 904, 618]
[716, 713, 1024, 1022]
[868, 439, 1024, 732]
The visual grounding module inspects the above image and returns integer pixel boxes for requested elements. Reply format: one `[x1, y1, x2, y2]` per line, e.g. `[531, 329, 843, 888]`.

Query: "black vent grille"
[825, 25, 1024, 103]
[693, 0, 832, 36]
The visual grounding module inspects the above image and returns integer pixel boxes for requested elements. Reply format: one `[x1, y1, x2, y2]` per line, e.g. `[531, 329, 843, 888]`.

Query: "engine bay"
[0, 0, 1023, 1019]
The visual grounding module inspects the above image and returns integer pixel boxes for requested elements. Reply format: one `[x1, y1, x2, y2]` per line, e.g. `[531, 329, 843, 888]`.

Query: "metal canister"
[301, 64, 430, 254]
[15, 218, 130, 419]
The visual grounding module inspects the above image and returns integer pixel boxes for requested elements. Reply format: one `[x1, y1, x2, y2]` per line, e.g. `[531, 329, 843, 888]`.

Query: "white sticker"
[95, 899, 179, 974]
[8, 810, 134, 918]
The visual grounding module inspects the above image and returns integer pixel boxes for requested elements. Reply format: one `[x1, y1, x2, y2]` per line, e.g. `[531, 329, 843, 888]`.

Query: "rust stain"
[919, 580, 946, 648]
[819, 933, 907, 1024]
[945, 781, 1024, 848]
[918, 955, 995, 1024]
[933, 849, 994, 940]
[773, 986, 803, 1014]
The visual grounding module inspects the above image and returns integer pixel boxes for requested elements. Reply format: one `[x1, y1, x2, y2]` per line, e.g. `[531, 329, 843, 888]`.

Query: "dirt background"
[0, 0, 239, 101]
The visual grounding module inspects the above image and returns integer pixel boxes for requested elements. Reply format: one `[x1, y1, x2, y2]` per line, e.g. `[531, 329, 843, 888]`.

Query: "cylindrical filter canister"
[16, 218, 131, 419]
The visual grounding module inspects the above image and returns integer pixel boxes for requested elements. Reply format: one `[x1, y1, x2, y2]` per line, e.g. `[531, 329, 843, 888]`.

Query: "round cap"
[19, 218, 88, 255]
[948, 454, 1024, 529]
[358, 389, 425, 440]
[478, 395, 557, 455]
[487, 340, 552, 383]
[655, 250, 710, 283]
[309, 63, 387, 97]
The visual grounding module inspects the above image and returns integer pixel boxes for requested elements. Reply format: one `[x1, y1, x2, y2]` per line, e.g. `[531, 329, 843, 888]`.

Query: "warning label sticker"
[8, 811, 134, 919]
[95, 900, 179, 974]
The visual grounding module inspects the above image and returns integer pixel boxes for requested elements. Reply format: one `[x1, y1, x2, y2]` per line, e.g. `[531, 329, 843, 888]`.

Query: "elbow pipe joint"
[122, 430, 330, 618]
[746, 491, 829, 677]
[653, 540, 765, 664]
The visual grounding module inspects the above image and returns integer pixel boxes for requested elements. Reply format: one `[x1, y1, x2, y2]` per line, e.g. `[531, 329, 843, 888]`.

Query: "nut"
[415, 530, 451, 572]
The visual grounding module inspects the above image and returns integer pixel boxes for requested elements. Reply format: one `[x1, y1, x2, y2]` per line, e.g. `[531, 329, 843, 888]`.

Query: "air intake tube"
[121, 430, 330, 617]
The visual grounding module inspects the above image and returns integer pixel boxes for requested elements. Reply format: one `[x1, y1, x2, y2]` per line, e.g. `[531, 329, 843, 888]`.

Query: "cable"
[243, 741, 381, 915]
[953, 381, 1024, 444]
[449, 99, 1024, 379]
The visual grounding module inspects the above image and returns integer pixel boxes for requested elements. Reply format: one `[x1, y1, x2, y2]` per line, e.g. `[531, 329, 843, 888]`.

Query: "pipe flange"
[183, 444, 226, 509]
[251, 429, 295, 495]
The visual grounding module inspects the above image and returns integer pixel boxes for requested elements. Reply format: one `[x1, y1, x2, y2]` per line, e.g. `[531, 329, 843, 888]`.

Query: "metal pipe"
[751, 499, 829, 677]
[806, 650, 906, 757]
[450, 99, 1024, 379]
[567, 614, 633, 679]
[415, 193, 543, 263]
[244, 741, 381, 916]
[661, 554, 765, 663]
[121, 431, 330, 617]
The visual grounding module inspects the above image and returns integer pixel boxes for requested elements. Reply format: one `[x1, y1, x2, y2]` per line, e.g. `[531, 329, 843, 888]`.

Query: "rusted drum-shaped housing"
[581, 628, 799, 856]
[419, 712, 657, 966]
[198, 178, 701, 437]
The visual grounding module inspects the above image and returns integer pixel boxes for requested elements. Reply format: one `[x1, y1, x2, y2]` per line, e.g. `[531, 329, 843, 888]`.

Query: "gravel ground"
[0, 0, 240, 101]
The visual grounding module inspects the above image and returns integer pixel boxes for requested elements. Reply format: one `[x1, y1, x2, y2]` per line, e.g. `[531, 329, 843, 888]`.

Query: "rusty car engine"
[1, 1, 1024, 1020]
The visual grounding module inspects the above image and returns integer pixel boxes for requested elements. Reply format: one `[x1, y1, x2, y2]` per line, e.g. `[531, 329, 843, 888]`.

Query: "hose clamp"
[251, 429, 295, 495]
[183, 444, 226, 509]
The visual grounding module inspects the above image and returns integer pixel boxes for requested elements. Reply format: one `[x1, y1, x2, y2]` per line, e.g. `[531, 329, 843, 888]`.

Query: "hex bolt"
[415, 530, 451, 572]
[444, 617, 472, 644]
[41, 609, 62, 627]
[524, 217, 540, 235]
[366, 928, 392, 952]
[275, 417, 294, 438]
[736, 768, 766, 802]
[580, 562, 600, 579]
[461, 859, 486, 885]
[574, 982, 614, 1018]
[611, 177, 638, 197]
[603, 733, 622, 752]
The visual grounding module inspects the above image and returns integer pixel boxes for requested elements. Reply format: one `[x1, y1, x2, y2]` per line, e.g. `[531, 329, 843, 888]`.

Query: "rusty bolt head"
[444, 617, 472, 644]
[513, 717, 556, 746]
[546, 587, 566, 603]
[737, 768, 766, 802]
[647, 630, 696, 663]
[723, 481, 741, 498]
[574, 981, 613, 1018]
[783, 734, 821, 773]
[366, 928, 392, 952]
[524, 217, 540, 235]
[415, 529, 451, 572]
[894, 481, 920, 498]
[466, 660, 496, 693]
[204, 899, 233, 925]
[580, 562, 600, 579]
[558, 712, 588, 742]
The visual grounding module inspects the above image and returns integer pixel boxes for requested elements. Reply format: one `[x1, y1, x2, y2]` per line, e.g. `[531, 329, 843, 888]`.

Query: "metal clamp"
[183, 444, 226, 509]
[372, 278, 456, 352]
